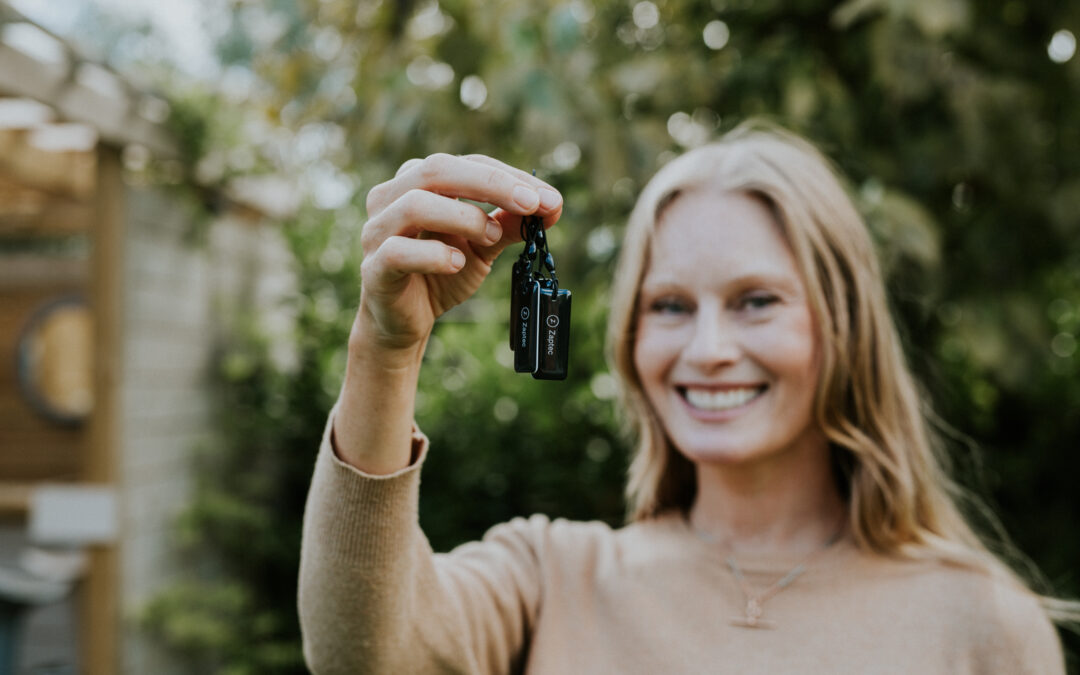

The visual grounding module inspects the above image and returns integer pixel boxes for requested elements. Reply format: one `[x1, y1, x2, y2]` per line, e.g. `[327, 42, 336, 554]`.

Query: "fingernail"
[538, 187, 561, 211]
[485, 219, 502, 243]
[512, 185, 540, 211]
[450, 250, 465, 269]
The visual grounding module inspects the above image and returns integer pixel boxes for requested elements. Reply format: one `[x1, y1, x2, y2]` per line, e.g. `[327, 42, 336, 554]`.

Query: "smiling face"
[632, 189, 825, 469]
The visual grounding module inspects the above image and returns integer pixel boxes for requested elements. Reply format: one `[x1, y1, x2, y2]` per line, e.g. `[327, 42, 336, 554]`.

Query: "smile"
[679, 385, 767, 412]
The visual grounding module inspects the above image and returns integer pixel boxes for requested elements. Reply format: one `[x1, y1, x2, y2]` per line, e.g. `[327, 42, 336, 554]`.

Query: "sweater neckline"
[657, 510, 858, 576]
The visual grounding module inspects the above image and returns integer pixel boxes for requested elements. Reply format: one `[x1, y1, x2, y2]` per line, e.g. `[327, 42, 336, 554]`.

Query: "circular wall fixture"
[16, 295, 94, 426]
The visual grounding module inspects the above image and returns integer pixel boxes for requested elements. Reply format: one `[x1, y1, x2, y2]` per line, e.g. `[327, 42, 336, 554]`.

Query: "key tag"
[509, 210, 571, 380]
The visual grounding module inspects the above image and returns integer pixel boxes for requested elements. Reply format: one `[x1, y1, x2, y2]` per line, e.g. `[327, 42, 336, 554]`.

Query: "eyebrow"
[639, 272, 802, 296]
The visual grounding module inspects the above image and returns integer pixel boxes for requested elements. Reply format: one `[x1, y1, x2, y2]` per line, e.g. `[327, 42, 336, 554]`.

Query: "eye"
[737, 293, 779, 310]
[647, 296, 693, 315]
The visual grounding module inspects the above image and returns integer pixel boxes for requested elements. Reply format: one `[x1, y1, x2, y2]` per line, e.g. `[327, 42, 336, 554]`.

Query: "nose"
[682, 302, 741, 369]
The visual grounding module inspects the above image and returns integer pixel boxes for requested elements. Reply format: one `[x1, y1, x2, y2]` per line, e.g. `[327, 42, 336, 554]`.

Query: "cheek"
[751, 311, 819, 384]
[632, 324, 676, 390]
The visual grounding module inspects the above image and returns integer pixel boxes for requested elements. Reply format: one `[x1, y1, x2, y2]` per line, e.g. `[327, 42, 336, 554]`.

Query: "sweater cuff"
[327, 404, 429, 473]
[303, 404, 430, 564]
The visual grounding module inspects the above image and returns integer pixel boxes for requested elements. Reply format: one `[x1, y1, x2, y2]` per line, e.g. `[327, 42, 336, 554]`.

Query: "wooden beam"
[82, 145, 123, 675]
[0, 255, 89, 288]
[0, 171, 94, 236]
[0, 199, 95, 237]
[0, 41, 68, 105]
[0, 129, 95, 200]
[0, 42, 177, 158]
[0, 482, 32, 516]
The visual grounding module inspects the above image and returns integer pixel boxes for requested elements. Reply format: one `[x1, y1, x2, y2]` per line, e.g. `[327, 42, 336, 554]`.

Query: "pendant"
[729, 598, 776, 629]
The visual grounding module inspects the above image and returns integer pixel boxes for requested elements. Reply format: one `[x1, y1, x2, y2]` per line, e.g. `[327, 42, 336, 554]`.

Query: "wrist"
[335, 319, 426, 475]
[347, 313, 428, 374]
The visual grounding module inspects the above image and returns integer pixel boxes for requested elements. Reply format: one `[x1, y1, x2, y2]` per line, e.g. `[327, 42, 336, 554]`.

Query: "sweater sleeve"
[298, 407, 544, 675]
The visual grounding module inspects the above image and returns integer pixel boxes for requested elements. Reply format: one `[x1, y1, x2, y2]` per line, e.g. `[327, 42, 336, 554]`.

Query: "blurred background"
[0, 0, 1076, 673]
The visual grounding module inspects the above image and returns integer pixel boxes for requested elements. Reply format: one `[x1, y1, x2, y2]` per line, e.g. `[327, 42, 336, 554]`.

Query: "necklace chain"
[693, 516, 846, 629]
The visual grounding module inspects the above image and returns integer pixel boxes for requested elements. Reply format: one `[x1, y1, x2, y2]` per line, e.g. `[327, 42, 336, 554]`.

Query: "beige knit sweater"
[298, 411, 1064, 674]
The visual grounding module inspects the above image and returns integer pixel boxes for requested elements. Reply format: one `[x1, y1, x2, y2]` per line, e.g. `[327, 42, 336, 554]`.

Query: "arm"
[298, 414, 548, 674]
[298, 154, 563, 673]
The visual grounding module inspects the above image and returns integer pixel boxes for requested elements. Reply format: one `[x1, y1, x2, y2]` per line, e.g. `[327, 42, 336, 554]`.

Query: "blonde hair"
[607, 120, 1077, 623]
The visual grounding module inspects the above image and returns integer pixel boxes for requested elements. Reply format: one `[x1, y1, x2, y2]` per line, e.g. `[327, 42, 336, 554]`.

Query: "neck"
[688, 431, 846, 557]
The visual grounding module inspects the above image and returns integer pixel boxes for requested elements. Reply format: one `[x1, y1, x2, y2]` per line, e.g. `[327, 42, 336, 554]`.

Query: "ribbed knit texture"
[298, 411, 1064, 674]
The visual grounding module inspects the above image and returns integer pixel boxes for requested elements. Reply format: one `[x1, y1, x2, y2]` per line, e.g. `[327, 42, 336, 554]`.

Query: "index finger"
[459, 155, 562, 210]
[366, 153, 548, 219]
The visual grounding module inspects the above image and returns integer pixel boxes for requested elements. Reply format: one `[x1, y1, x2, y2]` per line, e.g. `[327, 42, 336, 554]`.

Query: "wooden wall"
[0, 256, 88, 482]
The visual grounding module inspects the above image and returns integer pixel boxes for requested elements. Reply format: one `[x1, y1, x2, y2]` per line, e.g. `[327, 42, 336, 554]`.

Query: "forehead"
[644, 189, 800, 284]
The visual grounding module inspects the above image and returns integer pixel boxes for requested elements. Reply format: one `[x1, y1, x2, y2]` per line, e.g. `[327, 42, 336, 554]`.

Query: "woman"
[298, 123, 1068, 673]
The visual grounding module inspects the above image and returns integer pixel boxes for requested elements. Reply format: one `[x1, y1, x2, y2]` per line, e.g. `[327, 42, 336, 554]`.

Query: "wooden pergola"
[0, 5, 176, 674]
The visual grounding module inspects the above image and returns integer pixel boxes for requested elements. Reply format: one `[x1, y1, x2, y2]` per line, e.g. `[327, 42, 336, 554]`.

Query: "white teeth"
[683, 387, 763, 411]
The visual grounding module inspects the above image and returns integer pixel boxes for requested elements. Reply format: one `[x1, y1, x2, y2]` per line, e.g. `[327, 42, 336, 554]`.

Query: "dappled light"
[1, 0, 1078, 672]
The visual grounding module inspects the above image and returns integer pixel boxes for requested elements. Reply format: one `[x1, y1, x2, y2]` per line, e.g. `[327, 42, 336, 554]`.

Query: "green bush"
[143, 0, 1080, 671]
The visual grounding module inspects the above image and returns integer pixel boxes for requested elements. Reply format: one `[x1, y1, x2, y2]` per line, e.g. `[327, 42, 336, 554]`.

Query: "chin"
[671, 437, 776, 467]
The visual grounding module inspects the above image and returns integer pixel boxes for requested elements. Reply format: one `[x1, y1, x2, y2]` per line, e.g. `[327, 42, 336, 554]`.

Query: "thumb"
[474, 206, 563, 263]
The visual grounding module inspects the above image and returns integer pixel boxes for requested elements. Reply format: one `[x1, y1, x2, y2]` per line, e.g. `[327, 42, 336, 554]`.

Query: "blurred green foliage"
[142, 0, 1080, 671]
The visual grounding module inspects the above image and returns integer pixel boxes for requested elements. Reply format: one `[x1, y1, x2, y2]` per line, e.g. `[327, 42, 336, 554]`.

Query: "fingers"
[470, 204, 564, 264]
[361, 189, 500, 255]
[367, 153, 562, 220]
[395, 158, 423, 177]
[360, 235, 464, 290]
[459, 154, 562, 213]
[365, 153, 566, 268]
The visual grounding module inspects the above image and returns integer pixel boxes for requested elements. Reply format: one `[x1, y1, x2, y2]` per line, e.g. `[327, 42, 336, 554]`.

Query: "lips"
[678, 385, 767, 412]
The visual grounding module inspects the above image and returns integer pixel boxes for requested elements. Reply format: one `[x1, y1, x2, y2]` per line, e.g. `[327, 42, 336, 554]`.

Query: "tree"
[143, 0, 1080, 670]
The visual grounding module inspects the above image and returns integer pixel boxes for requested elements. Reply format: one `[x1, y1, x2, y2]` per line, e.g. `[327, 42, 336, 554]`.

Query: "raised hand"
[356, 153, 563, 353]
[335, 154, 562, 473]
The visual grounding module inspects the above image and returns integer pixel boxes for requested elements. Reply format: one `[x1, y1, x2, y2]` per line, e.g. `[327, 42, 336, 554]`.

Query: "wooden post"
[83, 144, 123, 675]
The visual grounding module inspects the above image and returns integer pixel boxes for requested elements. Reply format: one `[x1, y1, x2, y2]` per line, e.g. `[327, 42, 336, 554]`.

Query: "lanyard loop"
[517, 214, 559, 293]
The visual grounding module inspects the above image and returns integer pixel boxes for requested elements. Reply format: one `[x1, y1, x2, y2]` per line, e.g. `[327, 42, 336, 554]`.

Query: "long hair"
[607, 120, 1077, 623]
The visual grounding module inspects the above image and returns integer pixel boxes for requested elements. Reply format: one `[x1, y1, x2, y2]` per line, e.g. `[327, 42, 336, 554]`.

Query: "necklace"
[692, 516, 846, 629]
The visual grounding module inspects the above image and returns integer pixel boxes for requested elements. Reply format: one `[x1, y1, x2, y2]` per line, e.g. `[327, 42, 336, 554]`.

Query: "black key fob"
[513, 279, 541, 373]
[533, 281, 571, 380]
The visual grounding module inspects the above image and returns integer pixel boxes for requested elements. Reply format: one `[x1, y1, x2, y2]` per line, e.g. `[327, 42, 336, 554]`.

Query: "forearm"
[299, 408, 543, 675]
[298, 419, 429, 674]
[333, 317, 427, 475]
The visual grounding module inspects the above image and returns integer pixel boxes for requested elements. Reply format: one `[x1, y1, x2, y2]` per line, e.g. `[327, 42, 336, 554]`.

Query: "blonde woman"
[299, 124, 1068, 673]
